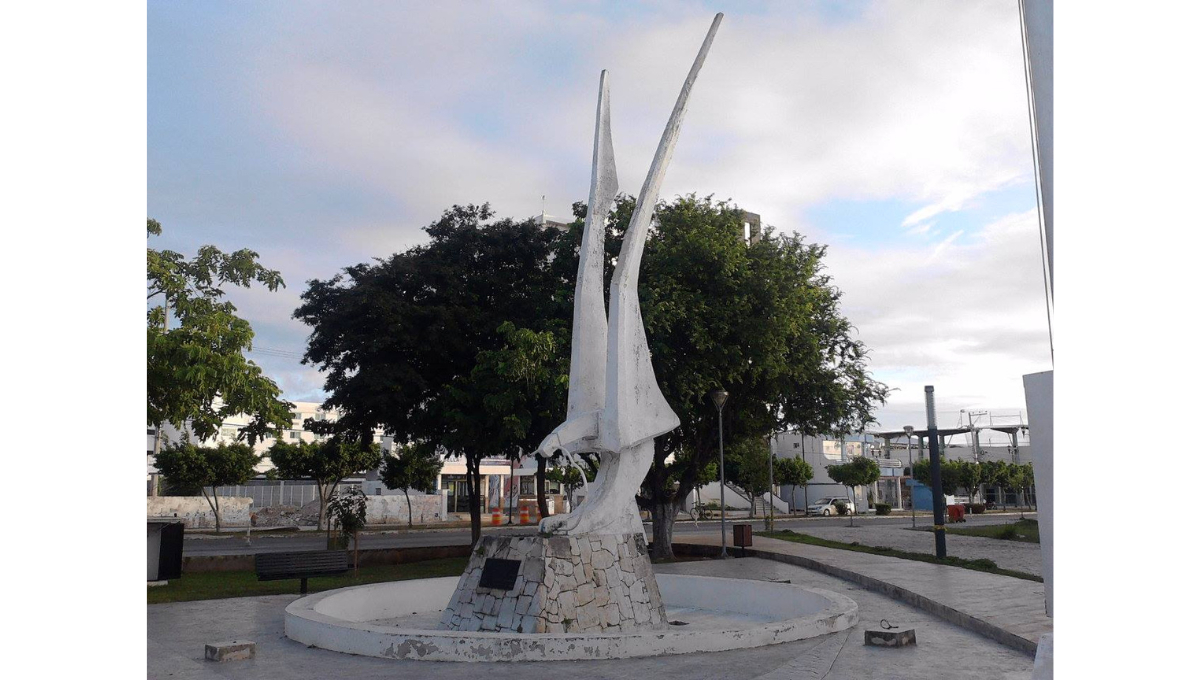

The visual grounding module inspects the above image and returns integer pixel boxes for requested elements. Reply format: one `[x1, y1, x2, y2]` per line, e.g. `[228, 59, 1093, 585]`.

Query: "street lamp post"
[767, 448, 774, 532]
[709, 389, 730, 558]
[904, 425, 915, 528]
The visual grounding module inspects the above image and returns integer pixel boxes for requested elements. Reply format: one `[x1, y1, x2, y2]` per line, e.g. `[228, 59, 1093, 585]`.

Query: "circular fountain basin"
[285, 574, 857, 662]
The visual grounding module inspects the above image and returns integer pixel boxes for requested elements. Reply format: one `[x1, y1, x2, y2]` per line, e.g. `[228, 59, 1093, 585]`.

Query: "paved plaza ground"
[148, 556, 1034, 679]
[786, 520, 1043, 576]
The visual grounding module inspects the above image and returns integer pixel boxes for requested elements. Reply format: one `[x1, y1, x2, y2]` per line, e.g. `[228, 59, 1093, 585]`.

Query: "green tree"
[826, 456, 881, 527]
[979, 459, 1004, 508]
[380, 443, 443, 527]
[326, 487, 367, 543]
[268, 436, 382, 531]
[153, 441, 259, 532]
[546, 461, 595, 510]
[724, 437, 772, 518]
[619, 195, 889, 558]
[774, 456, 814, 514]
[991, 461, 1014, 511]
[294, 206, 568, 545]
[959, 461, 982, 504]
[914, 457, 972, 508]
[146, 219, 293, 446]
[1012, 462, 1036, 515]
[294, 196, 888, 555]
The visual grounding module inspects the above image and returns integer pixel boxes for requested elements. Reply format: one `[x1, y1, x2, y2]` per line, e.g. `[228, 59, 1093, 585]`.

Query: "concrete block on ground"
[204, 640, 256, 662]
[864, 628, 916, 647]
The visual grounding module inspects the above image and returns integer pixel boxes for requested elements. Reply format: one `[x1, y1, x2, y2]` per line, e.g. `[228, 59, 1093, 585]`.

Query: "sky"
[148, 0, 1052, 443]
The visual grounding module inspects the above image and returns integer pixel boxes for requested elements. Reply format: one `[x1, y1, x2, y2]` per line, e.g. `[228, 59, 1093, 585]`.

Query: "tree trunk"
[846, 485, 855, 527]
[467, 457, 482, 546]
[318, 484, 329, 533]
[536, 456, 549, 519]
[404, 488, 413, 527]
[201, 486, 221, 533]
[649, 499, 680, 560]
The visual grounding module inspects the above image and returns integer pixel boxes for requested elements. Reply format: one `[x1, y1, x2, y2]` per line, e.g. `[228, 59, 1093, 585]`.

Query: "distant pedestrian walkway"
[676, 533, 1051, 654]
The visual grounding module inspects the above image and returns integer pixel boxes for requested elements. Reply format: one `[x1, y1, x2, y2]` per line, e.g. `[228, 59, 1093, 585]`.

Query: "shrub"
[996, 524, 1019, 540]
[327, 488, 367, 542]
[970, 503, 986, 515]
[834, 500, 849, 516]
[874, 503, 892, 515]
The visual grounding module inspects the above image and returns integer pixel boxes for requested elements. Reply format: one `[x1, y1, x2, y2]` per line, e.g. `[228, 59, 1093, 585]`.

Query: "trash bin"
[148, 519, 184, 582]
[947, 505, 966, 523]
[733, 523, 753, 556]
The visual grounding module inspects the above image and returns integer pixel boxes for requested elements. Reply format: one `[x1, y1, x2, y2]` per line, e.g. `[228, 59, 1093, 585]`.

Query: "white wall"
[147, 496, 253, 528]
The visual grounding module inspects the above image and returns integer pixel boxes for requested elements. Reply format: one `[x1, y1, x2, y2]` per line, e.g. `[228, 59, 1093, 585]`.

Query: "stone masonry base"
[440, 533, 666, 634]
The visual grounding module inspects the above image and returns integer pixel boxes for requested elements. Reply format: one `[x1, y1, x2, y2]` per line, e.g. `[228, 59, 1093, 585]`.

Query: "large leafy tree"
[267, 437, 382, 531]
[153, 441, 259, 532]
[614, 195, 888, 558]
[147, 219, 293, 445]
[294, 196, 887, 553]
[826, 456, 881, 527]
[380, 443, 444, 527]
[294, 206, 568, 545]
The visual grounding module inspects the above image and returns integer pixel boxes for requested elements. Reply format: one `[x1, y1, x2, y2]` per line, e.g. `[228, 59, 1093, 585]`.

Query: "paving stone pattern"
[440, 533, 666, 634]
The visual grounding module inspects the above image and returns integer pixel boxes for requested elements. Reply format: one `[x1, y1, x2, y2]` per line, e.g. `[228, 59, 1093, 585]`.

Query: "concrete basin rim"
[283, 573, 859, 660]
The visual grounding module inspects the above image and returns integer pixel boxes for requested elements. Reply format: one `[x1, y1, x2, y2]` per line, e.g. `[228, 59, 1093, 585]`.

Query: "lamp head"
[903, 425, 914, 436]
[708, 389, 729, 410]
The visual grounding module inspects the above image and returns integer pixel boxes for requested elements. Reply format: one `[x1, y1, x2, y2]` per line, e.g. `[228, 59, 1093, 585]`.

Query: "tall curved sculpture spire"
[536, 13, 722, 536]
[567, 71, 617, 422]
[599, 13, 722, 453]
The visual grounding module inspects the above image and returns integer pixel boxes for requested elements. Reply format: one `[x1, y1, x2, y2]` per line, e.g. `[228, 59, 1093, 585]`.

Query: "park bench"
[254, 550, 348, 594]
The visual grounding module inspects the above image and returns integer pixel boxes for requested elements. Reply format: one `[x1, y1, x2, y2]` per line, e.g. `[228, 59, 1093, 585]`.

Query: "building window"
[520, 477, 534, 496]
[289, 431, 300, 440]
[147, 428, 156, 436]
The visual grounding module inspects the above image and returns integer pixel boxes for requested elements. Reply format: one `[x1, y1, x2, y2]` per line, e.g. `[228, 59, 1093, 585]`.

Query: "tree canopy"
[293, 196, 888, 551]
[153, 441, 259, 531]
[147, 219, 292, 444]
[775, 456, 815, 488]
[616, 194, 889, 556]
[826, 456, 881, 526]
[268, 437, 381, 530]
[381, 443, 444, 527]
[294, 205, 569, 542]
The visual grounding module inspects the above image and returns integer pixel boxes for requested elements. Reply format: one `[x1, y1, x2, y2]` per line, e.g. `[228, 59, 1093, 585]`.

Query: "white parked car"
[806, 497, 856, 516]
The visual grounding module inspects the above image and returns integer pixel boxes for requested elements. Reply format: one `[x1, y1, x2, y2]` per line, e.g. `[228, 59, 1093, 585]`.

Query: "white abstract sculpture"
[536, 13, 722, 536]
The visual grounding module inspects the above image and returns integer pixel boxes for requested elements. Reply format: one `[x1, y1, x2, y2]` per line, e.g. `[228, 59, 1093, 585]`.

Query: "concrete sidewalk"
[677, 533, 1051, 655]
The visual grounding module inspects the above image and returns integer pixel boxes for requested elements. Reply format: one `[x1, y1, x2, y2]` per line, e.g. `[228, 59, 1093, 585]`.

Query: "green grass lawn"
[761, 530, 1042, 582]
[148, 556, 469, 604]
[922, 518, 1040, 543]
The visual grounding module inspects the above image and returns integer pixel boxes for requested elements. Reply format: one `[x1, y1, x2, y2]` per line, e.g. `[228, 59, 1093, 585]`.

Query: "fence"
[214, 480, 361, 509]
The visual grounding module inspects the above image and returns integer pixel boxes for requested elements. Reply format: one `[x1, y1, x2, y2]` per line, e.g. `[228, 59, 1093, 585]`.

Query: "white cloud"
[823, 208, 1052, 429]
[241, 0, 1033, 237]
[151, 1, 1044, 408]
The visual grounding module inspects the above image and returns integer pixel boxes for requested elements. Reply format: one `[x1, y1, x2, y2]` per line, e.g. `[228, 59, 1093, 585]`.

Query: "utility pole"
[926, 386, 947, 559]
